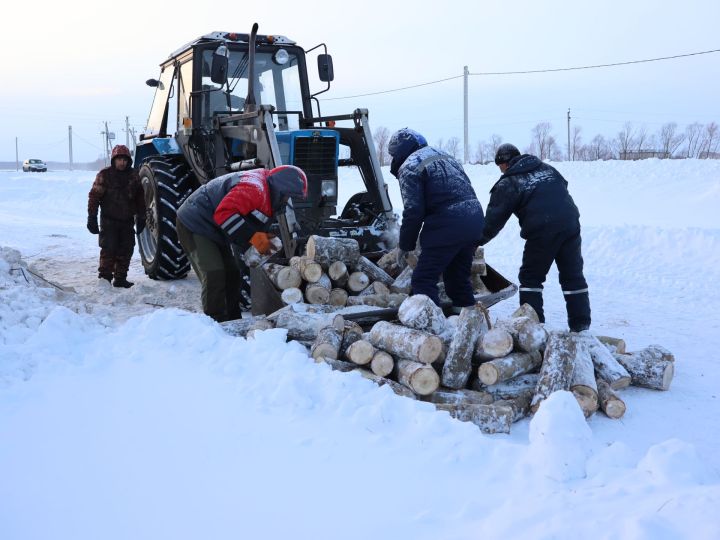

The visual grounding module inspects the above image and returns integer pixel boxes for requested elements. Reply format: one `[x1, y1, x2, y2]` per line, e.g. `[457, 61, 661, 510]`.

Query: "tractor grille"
[293, 136, 337, 179]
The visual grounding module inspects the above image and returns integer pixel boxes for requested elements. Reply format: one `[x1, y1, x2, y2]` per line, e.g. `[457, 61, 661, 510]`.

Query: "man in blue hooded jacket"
[479, 143, 591, 332]
[388, 128, 485, 309]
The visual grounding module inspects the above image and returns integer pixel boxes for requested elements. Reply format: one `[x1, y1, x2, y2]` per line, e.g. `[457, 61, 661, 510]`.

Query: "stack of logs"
[223, 236, 675, 434]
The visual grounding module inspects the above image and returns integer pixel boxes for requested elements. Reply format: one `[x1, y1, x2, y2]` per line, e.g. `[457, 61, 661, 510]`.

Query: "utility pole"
[15, 137, 19, 171]
[125, 116, 130, 148]
[463, 65, 469, 164]
[68, 125, 73, 171]
[567, 108, 571, 161]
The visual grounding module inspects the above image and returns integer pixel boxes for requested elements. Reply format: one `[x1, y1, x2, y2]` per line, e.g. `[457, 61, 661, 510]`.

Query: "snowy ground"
[1, 159, 720, 539]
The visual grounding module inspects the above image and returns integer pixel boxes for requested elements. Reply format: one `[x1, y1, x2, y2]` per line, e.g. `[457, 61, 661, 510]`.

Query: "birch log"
[390, 265, 413, 294]
[310, 315, 345, 361]
[584, 334, 631, 389]
[359, 281, 390, 297]
[246, 318, 275, 339]
[376, 248, 403, 278]
[370, 350, 394, 377]
[306, 235, 361, 267]
[397, 294, 449, 335]
[477, 351, 542, 386]
[280, 287, 304, 305]
[304, 273, 332, 305]
[435, 402, 514, 434]
[422, 388, 494, 406]
[570, 341, 599, 418]
[275, 310, 342, 341]
[614, 349, 674, 391]
[596, 335, 627, 354]
[369, 321, 444, 364]
[264, 263, 302, 290]
[471, 259, 487, 276]
[359, 370, 417, 399]
[353, 256, 395, 287]
[442, 306, 488, 389]
[339, 320, 364, 358]
[495, 316, 548, 353]
[474, 328, 514, 361]
[347, 271, 370, 293]
[472, 373, 540, 400]
[328, 261, 349, 287]
[220, 315, 270, 337]
[289, 256, 323, 283]
[531, 332, 577, 413]
[347, 293, 407, 308]
[597, 379, 626, 419]
[511, 303, 540, 323]
[396, 359, 440, 395]
[329, 288, 349, 306]
[345, 339, 376, 366]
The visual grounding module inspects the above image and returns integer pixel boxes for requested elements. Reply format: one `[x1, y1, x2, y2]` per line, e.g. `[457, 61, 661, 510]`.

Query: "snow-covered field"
[1, 159, 719, 539]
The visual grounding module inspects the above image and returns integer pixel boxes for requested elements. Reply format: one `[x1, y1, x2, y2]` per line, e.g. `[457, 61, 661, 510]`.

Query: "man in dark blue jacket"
[388, 128, 485, 309]
[480, 143, 591, 332]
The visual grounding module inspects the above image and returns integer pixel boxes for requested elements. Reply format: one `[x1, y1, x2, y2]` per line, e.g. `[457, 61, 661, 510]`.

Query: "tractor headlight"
[321, 180, 337, 198]
[273, 49, 290, 65]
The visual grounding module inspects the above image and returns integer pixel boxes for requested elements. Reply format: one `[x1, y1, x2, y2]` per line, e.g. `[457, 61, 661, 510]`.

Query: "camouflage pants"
[98, 217, 135, 279]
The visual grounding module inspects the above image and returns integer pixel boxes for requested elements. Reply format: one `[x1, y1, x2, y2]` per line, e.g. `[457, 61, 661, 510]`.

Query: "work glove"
[135, 215, 146, 234]
[87, 215, 99, 235]
[396, 248, 408, 269]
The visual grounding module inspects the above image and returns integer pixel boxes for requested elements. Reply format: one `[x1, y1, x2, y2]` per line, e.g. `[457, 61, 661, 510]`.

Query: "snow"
[1, 158, 720, 539]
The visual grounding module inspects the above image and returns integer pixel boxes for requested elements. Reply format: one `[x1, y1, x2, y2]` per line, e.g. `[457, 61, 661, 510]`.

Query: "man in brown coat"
[87, 145, 146, 288]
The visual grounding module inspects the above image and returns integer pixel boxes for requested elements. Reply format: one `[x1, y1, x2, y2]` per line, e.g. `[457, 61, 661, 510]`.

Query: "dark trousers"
[518, 228, 591, 331]
[98, 218, 135, 279]
[411, 243, 476, 307]
[177, 219, 242, 322]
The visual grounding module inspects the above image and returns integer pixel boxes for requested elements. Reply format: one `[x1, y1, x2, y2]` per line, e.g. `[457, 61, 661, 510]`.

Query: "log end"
[477, 364, 499, 386]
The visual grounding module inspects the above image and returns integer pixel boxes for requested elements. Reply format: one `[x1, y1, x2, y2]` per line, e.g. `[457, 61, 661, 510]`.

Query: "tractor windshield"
[200, 48, 303, 131]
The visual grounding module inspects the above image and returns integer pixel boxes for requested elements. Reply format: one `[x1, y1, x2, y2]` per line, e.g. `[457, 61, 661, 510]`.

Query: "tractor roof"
[168, 31, 296, 60]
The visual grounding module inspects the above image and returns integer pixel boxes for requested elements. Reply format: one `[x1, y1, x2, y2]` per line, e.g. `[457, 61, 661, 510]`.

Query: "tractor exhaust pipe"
[245, 23, 259, 112]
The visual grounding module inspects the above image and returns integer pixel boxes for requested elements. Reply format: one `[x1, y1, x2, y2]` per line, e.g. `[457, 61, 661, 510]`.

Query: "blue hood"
[388, 128, 427, 178]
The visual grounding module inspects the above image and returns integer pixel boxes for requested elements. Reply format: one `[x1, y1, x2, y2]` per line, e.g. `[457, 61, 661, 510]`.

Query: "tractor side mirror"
[211, 45, 230, 85]
[317, 54, 334, 82]
[146, 79, 159, 87]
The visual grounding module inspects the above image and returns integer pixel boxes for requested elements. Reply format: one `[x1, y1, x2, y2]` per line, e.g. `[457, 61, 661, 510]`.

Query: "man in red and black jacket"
[176, 165, 307, 322]
[87, 145, 146, 288]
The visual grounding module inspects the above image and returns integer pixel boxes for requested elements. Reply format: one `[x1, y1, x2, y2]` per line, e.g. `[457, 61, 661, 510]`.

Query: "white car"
[23, 159, 47, 172]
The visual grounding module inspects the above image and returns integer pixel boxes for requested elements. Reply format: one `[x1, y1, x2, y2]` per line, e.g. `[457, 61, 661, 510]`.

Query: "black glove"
[135, 215, 146, 234]
[87, 215, 99, 235]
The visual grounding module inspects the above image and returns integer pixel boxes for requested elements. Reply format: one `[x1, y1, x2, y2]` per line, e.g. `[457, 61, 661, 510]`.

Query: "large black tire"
[138, 156, 197, 280]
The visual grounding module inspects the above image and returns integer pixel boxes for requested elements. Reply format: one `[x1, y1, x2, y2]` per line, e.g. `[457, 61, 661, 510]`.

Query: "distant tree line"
[373, 121, 720, 164]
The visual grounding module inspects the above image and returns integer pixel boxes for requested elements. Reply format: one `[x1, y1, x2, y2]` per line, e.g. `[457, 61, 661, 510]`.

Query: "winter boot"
[99, 272, 113, 283]
[112, 277, 134, 288]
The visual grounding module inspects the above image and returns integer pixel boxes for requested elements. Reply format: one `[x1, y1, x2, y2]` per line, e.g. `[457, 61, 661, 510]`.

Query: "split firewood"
[474, 327, 514, 361]
[472, 373, 540, 400]
[246, 318, 276, 339]
[347, 271, 370, 293]
[328, 260, 349, 287]
[596, 335, 627, 354]
[370, 350, 394, 377]
[289, 255, 323, 283]
[395, 359, 440, 395]
[511, 303, 540, 323]
[310, 315, 345, 361]
[495, 315, 547, 353]
[583, 334, 631, 389]
[422, 388, 494, 406]
[346, 293, 407, 308]
[570, 341, 599, 418]
[614, 349, 674, 391]
[477, 351, 542, 386]
[339, 320, 364, 358]
[304, 273, 332, 305]
[306, 235, 361, 267]
[390, 265, 413, 294]
[280, 287, 303, 305]
[345, 339, 376, 365]
[397, 294, 449, 336]
[369, 321, 444, 364]
[353, 255, 395, 287]
[264, 262, 302, 290]
[471, 259, 487, 276]
[359, 370, 417, 399]
[442, 306, 488, 389]
[359, 281, 390, 297]
[329, 288, 349, 306]
[597, 379, 626, 419]
[531, 331, 578, 413]
[435, 402, 513, 434]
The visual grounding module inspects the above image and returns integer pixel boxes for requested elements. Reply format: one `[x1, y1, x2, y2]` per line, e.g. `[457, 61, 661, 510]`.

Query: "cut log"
[597, 379, 626, 419]
[246, 318, 275, 339]
[570, 340, 599, 418]
[511, 303, 540, 323]
[531, 331, 578, 413]
[310, 315, 345, 361]
[474, 327, 514, 360]
[264, 262, 302, 290]
[353, 255, 395, 287]
[289, 256, 323, 283]
[644, 344, 675, 362]
[280, 287, 303, 305]
[321, 357, 357, 373]
[220, 315, 271, 337]
[477, 351, 542, 386]
[275, 310, 343, 341]
[396, 359, 440, 395]
[472, 373, 540, 400]
[596, 335, 627, 354]
[359, 370, 416, 399]
[369, 321, 444, 364]
[583, 334, 631, 389]
[471, 274, 491, 295]
[495, 316, 548, 353]
[359, 281, 390, 297]
[496, 388, 535, 422]
[435, 402, 513, 434]
[398, 294, 449, 336]
[474, 246, 484, 259]
[347, 293, 407, 308]
[614, 349, 674, 391]
[339, 320, 364, 358]
[328, 260, 349, 287]
[329, 287, 349, 307]
[471, 259, 487, 276]
[376, 248, 403, 278]
[422, 388, 494, 406]
[347, 271, 370, 293]
[442, 306, 488, 389]
[390, 265, 413, 294]
[304, 273, 332, 305]
[306, 235, 361, 267]
[345, 339, 376, 366]
[370, 350, 394, 377]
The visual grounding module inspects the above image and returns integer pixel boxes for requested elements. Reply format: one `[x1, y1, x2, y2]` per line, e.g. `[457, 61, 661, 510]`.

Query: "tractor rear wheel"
[138, 156, 197, 279]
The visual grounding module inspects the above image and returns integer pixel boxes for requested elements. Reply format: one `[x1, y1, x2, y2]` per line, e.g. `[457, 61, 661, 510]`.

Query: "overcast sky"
[1, 0, 718, 163]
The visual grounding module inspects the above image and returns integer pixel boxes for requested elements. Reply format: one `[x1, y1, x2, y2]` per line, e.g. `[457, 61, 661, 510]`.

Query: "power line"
[324, 48, 720, 101]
